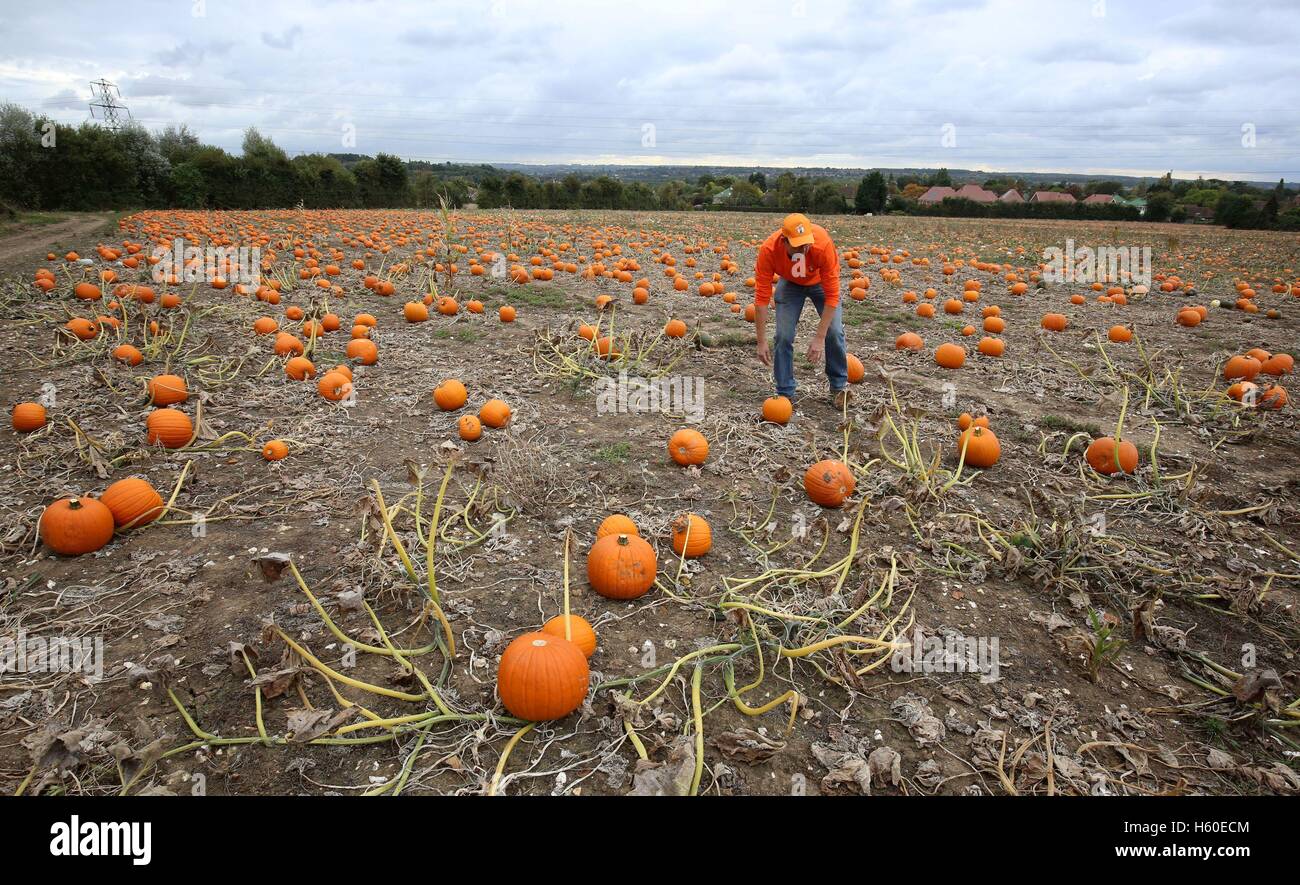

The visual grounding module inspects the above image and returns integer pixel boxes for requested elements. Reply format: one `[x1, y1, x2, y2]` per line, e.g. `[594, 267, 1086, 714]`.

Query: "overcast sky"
[1, 0, 1297, 180]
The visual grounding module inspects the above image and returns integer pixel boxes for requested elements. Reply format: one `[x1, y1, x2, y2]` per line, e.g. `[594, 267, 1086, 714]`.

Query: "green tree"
[855, 170, 887, 214]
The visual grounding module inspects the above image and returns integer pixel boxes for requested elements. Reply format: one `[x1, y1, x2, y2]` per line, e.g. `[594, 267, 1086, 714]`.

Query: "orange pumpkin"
[496, 632, 589, 721]
[262, 440, 289, 461]
[148, 374, 188, 406]
[668, 428, 709, 465]
[957, 426, 1001, 468]
[671, 513, 712, 558]
[39, 496, 115, 556]
[1085, 437, 1139, 475]
[597, 514, 638, 537]
[479, 398, 511, 428]
[587, 533, 656, 599]
[762, 395, 792, 425]
[458, 414, 482, 441]
[100, 477, 164, 528]
[804, 459, 855, 508]
[12, 402, 47, 432]
[541, 615, 597, 658]
[434, 379, 468, 411]
[145, 408, 193, 449]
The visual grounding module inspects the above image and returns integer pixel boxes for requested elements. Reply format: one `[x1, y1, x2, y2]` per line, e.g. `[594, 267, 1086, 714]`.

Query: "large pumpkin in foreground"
[40, 497, 115, 556]
[587, 533, 656, 599]
[496, 632, 589, 720]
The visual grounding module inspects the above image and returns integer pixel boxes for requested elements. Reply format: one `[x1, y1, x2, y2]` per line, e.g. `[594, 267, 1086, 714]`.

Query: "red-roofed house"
[1031, 190, 1077, 203]
[1083, 193, 1115, 204]
[918, 186, 956, 204]
[999, 189, 1024, 203]
[953, 183, 999, 203]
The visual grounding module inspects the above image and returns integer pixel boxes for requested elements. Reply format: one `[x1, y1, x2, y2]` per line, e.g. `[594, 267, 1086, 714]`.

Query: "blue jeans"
[772, 279, 848, 398]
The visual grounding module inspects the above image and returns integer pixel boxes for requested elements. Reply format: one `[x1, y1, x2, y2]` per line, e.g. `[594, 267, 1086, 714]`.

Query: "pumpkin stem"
[68, 497, 83, 510]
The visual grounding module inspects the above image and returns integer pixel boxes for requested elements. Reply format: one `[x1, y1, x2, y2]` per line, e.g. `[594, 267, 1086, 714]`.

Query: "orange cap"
[781, 213, 815, 247]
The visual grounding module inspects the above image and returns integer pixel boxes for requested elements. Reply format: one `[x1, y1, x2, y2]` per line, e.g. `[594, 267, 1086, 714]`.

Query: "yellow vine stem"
[240, 649, 271, 747]
[635, 644, 744, 708]
[488, 722, 537, 796]
[562, 529, 573, 642]
[286, 559, 435, 657]
[623, 719, 649, 760]
[835, 554, 898, 631]
[424, 461, 456, 605]
[271, 626, 426, 702]
[723, 664, 798, 733]
[689, 664, 705, 797]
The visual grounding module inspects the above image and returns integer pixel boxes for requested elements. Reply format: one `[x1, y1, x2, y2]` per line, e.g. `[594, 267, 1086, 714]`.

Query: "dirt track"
[0, 212, 117, 276]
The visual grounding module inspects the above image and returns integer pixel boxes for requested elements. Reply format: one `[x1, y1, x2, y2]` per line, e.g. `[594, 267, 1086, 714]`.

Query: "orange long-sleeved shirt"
[753, 223, 840, 308]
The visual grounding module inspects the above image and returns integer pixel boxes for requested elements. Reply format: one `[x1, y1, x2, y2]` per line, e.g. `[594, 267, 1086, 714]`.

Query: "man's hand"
[806, 335, 825, 365]
[757, 337, 772, 366]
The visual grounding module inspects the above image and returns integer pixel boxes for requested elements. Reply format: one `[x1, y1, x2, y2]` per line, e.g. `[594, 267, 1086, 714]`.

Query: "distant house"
[998, 189, 1024, 203]
[711, 187, 733, 205]
[953, 183, 998, 203]
[1112, 195, 1147, 213]
[918, 186, 956, 204]
[1083, 193, 1115, 204]
[1031, 190, 1077, 203]
[1182, 205, 1214, 223]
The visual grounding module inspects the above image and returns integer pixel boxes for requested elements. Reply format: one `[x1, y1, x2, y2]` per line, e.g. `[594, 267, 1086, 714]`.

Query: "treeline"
[3, 102, 1296, 229]
[901, 197, 1143, 222]
[0, 105, 470, 211]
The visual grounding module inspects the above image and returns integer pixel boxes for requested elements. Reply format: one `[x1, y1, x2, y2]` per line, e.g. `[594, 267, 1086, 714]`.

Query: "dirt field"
[1, 209, 1297, 796]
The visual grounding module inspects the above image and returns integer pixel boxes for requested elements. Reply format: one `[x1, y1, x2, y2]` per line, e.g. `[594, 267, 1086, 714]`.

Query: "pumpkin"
[285, 356, 316, 380]
[541, 615, 597, 658]
[597, 514, 638, 537]
[274, 333, 304, 356]
[39, 496, 115, 556]
[458, 414, 482, 440]
[671, 513, 712, 558]
[976, 337, 1005, 357]
[1041, 313, 1068, 332]
[983, 316, 1006, 334]
[148, 374, 188, 406]
[112, 344, 143, 365]
[762, 395, 792, 425]
[499, 305, 517, 322]
[347, 338, 378, 365]
[1108, 325, 1133, 343]
[12, 402, 47, 432]
[434, 380, 468, 411]
[846, 353, 865, 383]
[1259, 384, 1288, 410]
[668, 428, 709, 465]
[437, 296, 459, 316]
[262, 440, 289, 461]
[1176, 308, 1202, 327]
[957, 426, 1001, 468]
[895, 332, 924, 351]
[496, 632, 589, 721]
[318, 371, 352, 401]
[145, 408, 193, 449]
[804, 459, 855, 508]
[665, 319, 687, 338]
[587, 533, 656, 599]
[1223, 355, 1261, 381]
[479, 398, 511, 428]
[1261, 353, 1293, 376]
[935, 343, 966, 369]
[467, 300, 484, 313]
[957, 413, 990, 431]
[100, 477, 164, 528]
[404, 302, 429, 322]
[1085, 437, 1139, 475]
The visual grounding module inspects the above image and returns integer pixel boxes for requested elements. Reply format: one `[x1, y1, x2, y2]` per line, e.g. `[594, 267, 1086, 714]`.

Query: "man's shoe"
[832, 389, 850, 411]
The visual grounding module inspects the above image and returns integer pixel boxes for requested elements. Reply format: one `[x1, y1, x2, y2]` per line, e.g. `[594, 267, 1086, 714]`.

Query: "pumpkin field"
[1, 208, 1297, 797]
